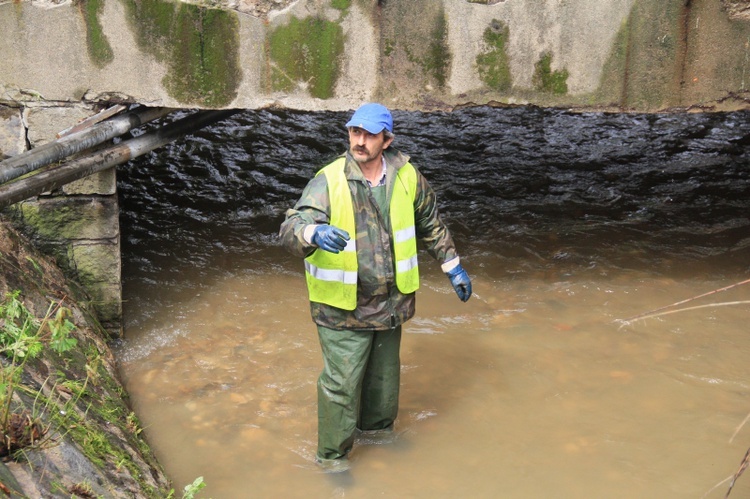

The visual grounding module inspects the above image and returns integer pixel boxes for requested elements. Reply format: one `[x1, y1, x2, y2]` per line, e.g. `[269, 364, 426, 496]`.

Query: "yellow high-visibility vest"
[305, 158, 419, 310]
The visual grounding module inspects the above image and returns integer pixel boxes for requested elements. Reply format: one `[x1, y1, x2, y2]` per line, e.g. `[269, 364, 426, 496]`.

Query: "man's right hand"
[312, 225, 350, 253]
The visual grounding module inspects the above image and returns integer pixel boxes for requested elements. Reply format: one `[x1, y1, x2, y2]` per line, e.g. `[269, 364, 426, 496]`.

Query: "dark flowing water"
[116, 106, 750, 498]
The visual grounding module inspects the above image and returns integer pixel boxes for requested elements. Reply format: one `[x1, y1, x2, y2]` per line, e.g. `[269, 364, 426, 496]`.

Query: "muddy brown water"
[115, 107, 750, 497]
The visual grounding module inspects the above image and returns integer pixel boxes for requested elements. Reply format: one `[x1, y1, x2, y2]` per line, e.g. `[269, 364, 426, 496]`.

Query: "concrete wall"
[1, 0, 750, 113]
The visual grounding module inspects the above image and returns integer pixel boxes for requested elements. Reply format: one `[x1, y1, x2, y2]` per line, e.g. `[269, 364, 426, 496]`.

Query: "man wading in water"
[279, 103, 472, 472]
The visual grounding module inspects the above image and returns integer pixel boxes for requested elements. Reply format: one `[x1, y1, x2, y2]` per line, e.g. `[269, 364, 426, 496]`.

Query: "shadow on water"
[116, 106, 750, 498]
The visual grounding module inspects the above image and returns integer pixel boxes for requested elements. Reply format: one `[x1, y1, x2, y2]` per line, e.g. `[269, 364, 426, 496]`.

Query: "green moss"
[18, 203, 88, 242]
[594, 17, 630, 106]
[77, 0, 114, 68]
[123, 0, 241, 107]
[424, 14, 451, 88]
[476, 19, 512, 91]
[533, 52, 569, 94]
[268, 16, 344, 99]
[595, 0, 682, 109]
[44, 362, 163, 491]
[330, 0, 351, 10]
[384, 38, 395, 57]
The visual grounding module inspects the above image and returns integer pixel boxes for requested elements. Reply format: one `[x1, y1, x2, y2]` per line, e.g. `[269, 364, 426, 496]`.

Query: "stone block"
[62, 169, 117, 196]
[23, 104, 94, 147]
[16, 196, 120, 242]
[81, 282, 122, 326]
[69, 241, 122, 327]
[0, 106, 26, 159]
[70, 241, 121, 284]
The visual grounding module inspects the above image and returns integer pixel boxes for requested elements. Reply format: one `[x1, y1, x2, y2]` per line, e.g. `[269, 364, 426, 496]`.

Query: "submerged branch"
[703, 474, 733, 499]
[725, 447, 750, 498]
[616, 278, 750, 325]
[616, 301, 750, 327]
[730, 412, 750, 444]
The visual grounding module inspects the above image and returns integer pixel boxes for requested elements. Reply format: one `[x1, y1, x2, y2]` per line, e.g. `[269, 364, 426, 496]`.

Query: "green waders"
[316, 325, 402, 462]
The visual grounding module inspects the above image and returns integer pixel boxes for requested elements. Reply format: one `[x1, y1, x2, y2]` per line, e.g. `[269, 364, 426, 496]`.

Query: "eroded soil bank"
[0, 217, 170, 498]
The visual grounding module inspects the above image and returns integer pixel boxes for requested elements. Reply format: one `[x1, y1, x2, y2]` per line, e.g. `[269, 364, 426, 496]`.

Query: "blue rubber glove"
[312, 225, 350, 253]
[446, 264, 472, 302]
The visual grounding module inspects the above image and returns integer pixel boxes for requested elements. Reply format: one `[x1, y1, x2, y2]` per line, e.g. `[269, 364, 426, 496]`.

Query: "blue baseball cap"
[345, 103, 393, 134]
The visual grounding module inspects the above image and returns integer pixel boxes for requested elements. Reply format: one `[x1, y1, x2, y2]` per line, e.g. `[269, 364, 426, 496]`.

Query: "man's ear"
[383, 135, 394, 149]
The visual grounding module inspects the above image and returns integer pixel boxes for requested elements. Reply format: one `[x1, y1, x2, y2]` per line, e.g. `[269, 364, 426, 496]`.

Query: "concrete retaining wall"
[2, 0, 750, 113]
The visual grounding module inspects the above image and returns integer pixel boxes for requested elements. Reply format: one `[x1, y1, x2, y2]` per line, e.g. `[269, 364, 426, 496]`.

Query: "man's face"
[348, 127, 393, 164]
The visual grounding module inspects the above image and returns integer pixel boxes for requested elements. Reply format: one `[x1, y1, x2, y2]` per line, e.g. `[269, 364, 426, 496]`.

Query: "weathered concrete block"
[3, 0, 750, 111]
[15, 196, 119, 242]
[23, 104, 94, 146]
[8, 194, 123, 331]
[70, 241, 121, 284]
[0, 106, 25, 159]
[62, 169, 117, 196]
[6, 103, 123, 334]
[84, 283, 122, 327]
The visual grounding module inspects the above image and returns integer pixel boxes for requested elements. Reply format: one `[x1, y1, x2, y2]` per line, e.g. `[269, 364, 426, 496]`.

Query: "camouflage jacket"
[279, 148, 459, 331]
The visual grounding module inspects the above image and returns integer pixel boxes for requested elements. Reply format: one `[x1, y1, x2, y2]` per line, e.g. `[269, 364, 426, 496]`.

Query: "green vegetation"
[181, 477, 206, 499]
[384, 38, 396, 57]
[533, 52, 569, 94]
[424, 14, 451, 88]
[0, 290, 171, 495]
[77, 0, 114, 68]
[268, 16, 345, 99]
[330, 0, 351, 10]
[0, 291, 78, 456]
[123, 0, 241, 107]
[388, 10, 451, 90]
[476, 19, 512, 91]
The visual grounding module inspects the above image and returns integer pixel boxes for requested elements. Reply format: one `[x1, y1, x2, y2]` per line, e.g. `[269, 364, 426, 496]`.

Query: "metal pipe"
[0, 106, 174, 185]
[0, 109, 239, 209]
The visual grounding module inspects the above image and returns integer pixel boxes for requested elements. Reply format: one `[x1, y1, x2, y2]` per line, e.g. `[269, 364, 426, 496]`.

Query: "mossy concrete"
[7, 195, 122, 333]
[123, 0, 241, 107]
[2, 103, 123, 335]
[476, 19, 512, 92]
[78, 0, 115, 69]
[378, 0, 450, 106]
[268, 16, 345, 99]
[533, 52, 569, 95]
[2, 0, 749, 112]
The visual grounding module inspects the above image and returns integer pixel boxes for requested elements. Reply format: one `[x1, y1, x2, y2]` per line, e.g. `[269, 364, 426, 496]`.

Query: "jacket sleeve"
[412, 166, 459, 265]
[279, 173, 332, 258]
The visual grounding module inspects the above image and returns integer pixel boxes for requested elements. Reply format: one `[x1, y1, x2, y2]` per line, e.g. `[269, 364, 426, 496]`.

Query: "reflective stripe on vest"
[304, 158, 419, 310]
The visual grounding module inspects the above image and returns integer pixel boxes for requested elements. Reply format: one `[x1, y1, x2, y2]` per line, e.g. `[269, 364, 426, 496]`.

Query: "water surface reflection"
[116, 107, 750, 498]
